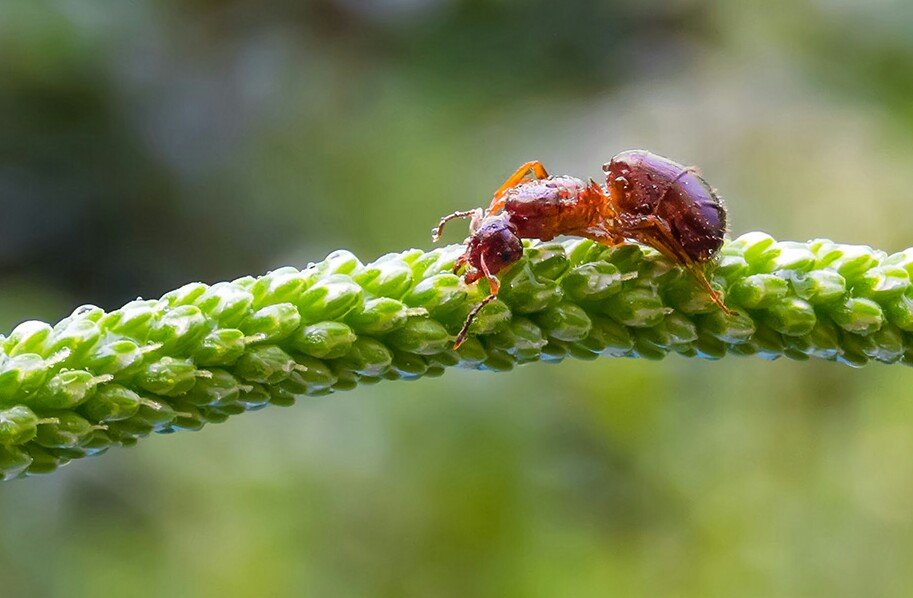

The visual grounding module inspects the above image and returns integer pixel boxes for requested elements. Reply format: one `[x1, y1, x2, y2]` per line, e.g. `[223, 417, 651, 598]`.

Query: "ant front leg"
[432, 208, 482, 242]
[486, 160, 550, 216]
[454, 254, 500, 349]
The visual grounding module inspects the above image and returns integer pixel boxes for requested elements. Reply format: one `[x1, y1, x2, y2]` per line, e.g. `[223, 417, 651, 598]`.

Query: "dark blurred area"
[1, 0, 712, 308]
[3, 1, 913, 596]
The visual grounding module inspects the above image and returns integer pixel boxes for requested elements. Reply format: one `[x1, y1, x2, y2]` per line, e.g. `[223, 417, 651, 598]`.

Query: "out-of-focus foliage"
[2, 0, 913, 595]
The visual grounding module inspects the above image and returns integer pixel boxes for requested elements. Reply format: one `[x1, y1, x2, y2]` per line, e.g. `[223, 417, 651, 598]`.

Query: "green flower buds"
[603, 286, 672, 328]
[4, 321, 53, 356]
[756, 241, 816, 274]
[386, 317, 451, 355]
[832, 298, 884, 335]
[47, 317, 102, 365]
[404, 273, 467, 318]
[315, 250, 362, 277]
[291, 322, 356, 359]
[249, 268, 311, 309]
[133, 398, 181, 432]
[729, 274, 789, 309]
[0, 406, 54, 445]
[195, 283, 255, 327]
[886, 293, 913, 331]
[855, 266, 910, 301]
[535, 303, 592, 342]
[100, 300, 159, 338]
[235, 346, 299, 384]
[0, 354, 57, 402]
[30, 370, 112, 410]
[499, 263, 561, 314]
[488, 317, 547, 362]
[149, 305, 209, 354]
[789, 270, 846, 305]
[34, 412, 100, 449]
[354, 255, 414, 298]
[282, 356, 336, 394]
[136, 357, 203, 397]
[297, 275, 364, 323]
[162, 282, 208, 307]
[727, 231, 779, 265]
[826, 244, 881, 283]
[193, 328, 248, 366]
[241, 303, 302, 343]
[663, 274, 719, 315]
[561, 263, 633, 302]
[346, 298, 409, 335]
[526, 243, 571, 280]
[87, 340, 159, 376]
[0, 445, 32, 480]
[0, 231, 909, 481]
[336, 338, 393, 377]
[578, 316, 634, 357]
[700, 309, 756, 344]
[183, 369, 249, 407]
[81, 384, 145, 422]
[763, 298, 817, 337]
[240, 384, 273, 410]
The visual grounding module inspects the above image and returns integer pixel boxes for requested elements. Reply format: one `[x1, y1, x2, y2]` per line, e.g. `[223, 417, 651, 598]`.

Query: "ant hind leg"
[622, 215, 731, 315]
[486, 160, 550, 216]
[684, 262, 732, 315]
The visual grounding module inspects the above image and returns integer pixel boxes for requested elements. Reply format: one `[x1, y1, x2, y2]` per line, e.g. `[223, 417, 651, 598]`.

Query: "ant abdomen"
[605, 150, 726, 264]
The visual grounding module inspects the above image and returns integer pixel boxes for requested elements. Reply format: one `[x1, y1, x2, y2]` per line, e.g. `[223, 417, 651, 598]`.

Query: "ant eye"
[614, 176, 630, 190]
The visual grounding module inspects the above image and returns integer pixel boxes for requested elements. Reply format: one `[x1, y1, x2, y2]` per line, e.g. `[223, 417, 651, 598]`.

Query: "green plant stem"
[0, 231, 911, 480]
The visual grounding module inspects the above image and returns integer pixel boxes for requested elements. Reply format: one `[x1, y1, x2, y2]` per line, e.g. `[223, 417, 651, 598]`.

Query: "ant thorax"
[503, 176, 592, 241]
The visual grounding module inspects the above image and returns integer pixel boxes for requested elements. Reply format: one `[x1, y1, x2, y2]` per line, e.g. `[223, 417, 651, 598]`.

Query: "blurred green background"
[3, 0, 913, 596]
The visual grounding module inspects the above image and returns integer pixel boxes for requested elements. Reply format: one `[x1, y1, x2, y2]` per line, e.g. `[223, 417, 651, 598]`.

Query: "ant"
[432, 150, 730, 348]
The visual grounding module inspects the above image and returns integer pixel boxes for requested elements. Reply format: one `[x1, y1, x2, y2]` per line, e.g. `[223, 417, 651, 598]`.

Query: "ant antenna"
[432, 209, 478, 242]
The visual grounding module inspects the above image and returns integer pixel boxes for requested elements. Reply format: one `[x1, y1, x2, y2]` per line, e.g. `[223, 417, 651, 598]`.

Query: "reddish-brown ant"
[433, 150, 730, 348]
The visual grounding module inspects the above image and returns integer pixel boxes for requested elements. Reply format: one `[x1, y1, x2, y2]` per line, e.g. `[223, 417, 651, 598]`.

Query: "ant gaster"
[433, 150, 730, 348]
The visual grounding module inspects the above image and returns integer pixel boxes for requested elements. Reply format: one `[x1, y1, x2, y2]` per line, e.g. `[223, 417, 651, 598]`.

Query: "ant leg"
[454, 254, 501, 349]
[453, 253, 469, 275]
[479, 253, 500, 296]
[432, 209, 479, 242]
[486, 160, 550, 215]
[579, 226, 624, 248]
[622, 215, 732, 314]
[620, 215, 691, 262]
[684, 262, 732, 315]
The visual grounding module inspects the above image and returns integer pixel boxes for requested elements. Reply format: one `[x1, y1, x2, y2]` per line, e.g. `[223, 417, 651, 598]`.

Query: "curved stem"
[0, 231, 911, 480]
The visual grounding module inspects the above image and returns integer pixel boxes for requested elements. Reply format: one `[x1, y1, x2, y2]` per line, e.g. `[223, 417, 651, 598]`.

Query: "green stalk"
[0, 231, 911, 480]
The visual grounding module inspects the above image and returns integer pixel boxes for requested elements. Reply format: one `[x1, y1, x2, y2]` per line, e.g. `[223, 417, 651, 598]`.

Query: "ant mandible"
[433, 150, 730, 348]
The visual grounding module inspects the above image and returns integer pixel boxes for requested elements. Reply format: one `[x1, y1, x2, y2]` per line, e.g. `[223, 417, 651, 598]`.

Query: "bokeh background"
[3, 0, 913, 596]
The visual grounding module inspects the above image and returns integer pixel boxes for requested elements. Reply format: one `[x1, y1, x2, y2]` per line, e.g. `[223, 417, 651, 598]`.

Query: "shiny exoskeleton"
[433, 150, 730, 348]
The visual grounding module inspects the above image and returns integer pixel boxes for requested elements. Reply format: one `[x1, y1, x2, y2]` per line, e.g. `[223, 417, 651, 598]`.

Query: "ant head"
[464, 215, 523, 282]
